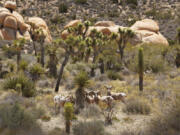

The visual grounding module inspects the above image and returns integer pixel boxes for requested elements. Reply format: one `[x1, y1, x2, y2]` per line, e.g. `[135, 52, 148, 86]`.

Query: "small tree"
[35, 28, 46, 67]
[64, 102, 74, 134]
[13, 38, 26, 71]
[138, 48, 144, 91]
[74, 71, 90, 111]
[111, 28, 135, 62]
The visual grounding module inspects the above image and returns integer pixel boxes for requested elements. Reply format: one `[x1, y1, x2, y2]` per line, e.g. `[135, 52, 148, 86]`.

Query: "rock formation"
[61, 19, 169, 46]
[0, 1, 52, 43]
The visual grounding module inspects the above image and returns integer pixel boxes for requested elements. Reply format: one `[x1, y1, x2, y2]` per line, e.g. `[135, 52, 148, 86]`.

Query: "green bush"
[0, 103, 36, 130]
[123, 97, 151, 115]
[107, 70, 123, 80]
[3, 74, 35, 97]
[73, 120, 106, 135]
[29, 63, 44, 81]
[59, 3, 68, 13]
[19, 60, 28, 71]
[75, 0, 87, 4]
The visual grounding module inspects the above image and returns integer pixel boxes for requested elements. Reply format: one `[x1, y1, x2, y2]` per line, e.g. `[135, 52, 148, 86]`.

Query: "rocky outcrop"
[0, 1, 52, 43]
[131, 19, 169, 46]
[61, 19, 168, 46]
[26, 17, 52, 43]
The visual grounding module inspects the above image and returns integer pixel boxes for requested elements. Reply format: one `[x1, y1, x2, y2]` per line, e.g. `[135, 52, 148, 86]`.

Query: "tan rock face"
[4, 1, 16, 10]
[64, 20, 82, 29]
[0, 2, 51, 43]
[94, 21, 115, 27]
[27, 17, 52, 43]
[131, 19, 159, 33]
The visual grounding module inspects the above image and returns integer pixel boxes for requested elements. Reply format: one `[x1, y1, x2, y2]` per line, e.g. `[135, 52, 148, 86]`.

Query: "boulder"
[1, 27, 16, 40]
[64, 20, 82, 29]
[0, 11, 11, 25]
[61, 30, 69, 40]
[0, 30, 4, 40]
[142, 32, 169, 46]
[95, 21, 115, 27]
[0, 7, 9, 13]
[3, 15, 18, 30]
[131, 19, 159, 33]
[4, 1, 16, 11]
[22, 30, 32, 41]
[27, 17, 52, 43]
[86, 26, 112, 36]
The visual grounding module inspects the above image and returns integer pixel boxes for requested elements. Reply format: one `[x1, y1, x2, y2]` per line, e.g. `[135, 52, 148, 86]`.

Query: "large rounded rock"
[27, 17, 52, 43]
[3, 15, 18, 30]
[131, 19, 159, 33]
[64, 20, 82, 29]
[95, 21, 115, 27]
[1, 27, 16, 40]
[0, 11, 11, 25]
[4, 1, 16, 11]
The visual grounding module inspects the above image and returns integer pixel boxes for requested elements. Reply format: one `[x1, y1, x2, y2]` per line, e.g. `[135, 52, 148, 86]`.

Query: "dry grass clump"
[123, 97, 151, 115]
[146, 97, 180, 135]
[73, 120, 108, 135]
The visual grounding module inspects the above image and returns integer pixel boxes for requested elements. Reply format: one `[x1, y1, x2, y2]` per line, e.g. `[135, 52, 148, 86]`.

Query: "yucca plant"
[19, 60, 28, 72]
[13, 38, 26, 71]
[3, 73, 35, 97]
[64, 102, 74, 134]
[29, 63, 45, 82]
[138, 48, 144, 91]
[74, 71, 90, 111]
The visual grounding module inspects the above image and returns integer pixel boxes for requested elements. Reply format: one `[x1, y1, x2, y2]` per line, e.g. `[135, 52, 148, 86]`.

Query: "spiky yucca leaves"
[29, 63, 45, 82]
[13, 38, 26, 71]
[138, 48, 144, 91]
[3, 73, 35, 97]
[64, 102, 74, 134]
[74, 71, 90, 111]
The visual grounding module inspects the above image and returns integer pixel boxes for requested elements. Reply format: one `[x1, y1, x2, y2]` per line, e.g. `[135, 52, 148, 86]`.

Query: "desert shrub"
[29, 63, 45, 81]
[123, 97, 151, 115]
[107, 70, 123, 80]
[126, 44, 168, 73]
[2, 45, 16, 58]
[3, 73, 35, 97]
[75, 0, 87, 4]
[0, 103, 36, 130]
[146, 97, 180, 135]
[59, 3, 68, 13]
[73, 120, 107, 135]
[81, 104, 101, 118]
[19, 60, 28, 71]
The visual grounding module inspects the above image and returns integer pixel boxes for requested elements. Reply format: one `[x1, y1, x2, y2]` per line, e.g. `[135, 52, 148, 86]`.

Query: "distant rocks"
[61, 19, 169, 46]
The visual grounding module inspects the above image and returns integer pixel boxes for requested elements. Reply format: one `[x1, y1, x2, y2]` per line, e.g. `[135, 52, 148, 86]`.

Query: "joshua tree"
[29, 63, 44, 82]
[13, 38, 26, 71]
[74, 71, 90, 111]
[64, 102, 74, 134]
[111, 28, 135, 62]
[138, 47, 144, 91]
[35, 28, 46, 67]
[29, 23, 38, 56]
[47, 44, 58, 78]
[55, 36, 80, 92]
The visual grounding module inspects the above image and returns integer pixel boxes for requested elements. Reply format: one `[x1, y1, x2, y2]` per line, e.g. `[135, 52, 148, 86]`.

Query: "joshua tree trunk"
[66, 120, 70, 134]
[55, 53, 69, 92]
[33, 41, 37, 56]
[138, 48, 144, 91]
[75, 88, 85, 110]
[49, 55, 57, 78]
[40, 42, 45, 67]
[99, 59, 104, 74]
[90, 53, 97, 77]
[17, 51, 21, 71]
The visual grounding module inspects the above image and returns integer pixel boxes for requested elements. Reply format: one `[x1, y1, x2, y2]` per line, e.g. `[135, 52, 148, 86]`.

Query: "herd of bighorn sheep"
[53, 85, 126, 113]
